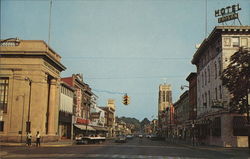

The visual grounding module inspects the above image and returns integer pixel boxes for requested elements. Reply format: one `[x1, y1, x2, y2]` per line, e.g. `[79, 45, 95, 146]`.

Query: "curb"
[0, 143, 73, 147]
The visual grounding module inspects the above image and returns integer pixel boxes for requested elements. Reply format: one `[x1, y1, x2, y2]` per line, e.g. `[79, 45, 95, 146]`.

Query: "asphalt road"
[1, 137, 249, 159]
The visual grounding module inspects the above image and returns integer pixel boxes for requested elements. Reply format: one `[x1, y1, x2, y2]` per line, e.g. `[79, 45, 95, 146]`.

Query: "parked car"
[75, 134, 106, 144]
[150, 134, 162, 140]
[115, 135, 127, 143]
[138, 134, 143, 138]
[126, 134, 134, 139]
[145, 134, 151, 138]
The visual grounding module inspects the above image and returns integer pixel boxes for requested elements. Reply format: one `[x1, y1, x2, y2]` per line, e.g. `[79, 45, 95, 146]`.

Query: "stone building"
[191, 26, 250, 147]
[158, 83, 172, 137]
[0, 39, 66, 142]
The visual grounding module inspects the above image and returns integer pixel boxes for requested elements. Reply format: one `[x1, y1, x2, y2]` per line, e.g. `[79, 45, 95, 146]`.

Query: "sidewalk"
[164, 138, 250, 151]
[0, 140, 74, 147]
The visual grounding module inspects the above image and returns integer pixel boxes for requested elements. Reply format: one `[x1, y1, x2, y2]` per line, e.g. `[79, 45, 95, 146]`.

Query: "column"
[48, 79, 57, 135]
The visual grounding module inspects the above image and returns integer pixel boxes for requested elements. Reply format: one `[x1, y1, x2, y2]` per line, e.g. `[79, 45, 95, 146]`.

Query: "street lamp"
[16, 94, 25, 143]
[25, 77, 32, 133]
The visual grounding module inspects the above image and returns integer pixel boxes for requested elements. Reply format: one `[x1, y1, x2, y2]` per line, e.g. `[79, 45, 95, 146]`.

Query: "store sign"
[76, 118, 90, 124]
[215, 4, 241, 23]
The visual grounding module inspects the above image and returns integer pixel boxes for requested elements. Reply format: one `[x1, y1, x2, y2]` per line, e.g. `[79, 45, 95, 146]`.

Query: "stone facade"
[0, 39, 66, 142]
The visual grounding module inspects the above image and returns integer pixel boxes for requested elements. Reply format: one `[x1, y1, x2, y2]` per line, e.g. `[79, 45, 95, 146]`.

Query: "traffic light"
[123, 94, 130, 105]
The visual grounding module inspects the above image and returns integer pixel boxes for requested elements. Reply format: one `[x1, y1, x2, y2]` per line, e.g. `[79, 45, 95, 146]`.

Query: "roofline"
[186, 72, 197, 81]
[60, 81, 76, 91]
[191, 26, 250, 65]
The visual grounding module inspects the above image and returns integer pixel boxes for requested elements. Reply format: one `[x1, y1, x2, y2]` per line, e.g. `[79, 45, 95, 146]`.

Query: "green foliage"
[221, 47, 250, 113]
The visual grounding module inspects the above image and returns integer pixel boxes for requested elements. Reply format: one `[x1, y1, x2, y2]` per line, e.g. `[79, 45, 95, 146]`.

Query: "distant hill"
[117, 116, 151, 132]
[117, 116, 141, 131]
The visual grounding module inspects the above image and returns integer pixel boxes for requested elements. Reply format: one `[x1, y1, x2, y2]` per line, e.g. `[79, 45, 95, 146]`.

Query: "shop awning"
[74, 124, 96, 131]
[93, 126, 108, 131]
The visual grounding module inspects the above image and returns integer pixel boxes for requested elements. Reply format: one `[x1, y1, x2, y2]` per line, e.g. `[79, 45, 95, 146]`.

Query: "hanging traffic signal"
[123, 94, 130, 105]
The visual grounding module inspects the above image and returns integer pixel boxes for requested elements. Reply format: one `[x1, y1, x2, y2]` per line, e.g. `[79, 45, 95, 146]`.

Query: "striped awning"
[93, 126, 108, 131]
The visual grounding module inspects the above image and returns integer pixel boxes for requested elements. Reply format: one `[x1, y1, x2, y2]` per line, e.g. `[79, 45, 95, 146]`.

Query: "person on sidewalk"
[27, 131, 32, 147]
[36, 131, 41, 147]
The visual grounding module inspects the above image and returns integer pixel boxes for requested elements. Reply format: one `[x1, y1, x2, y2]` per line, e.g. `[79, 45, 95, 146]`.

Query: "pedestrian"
[36, 131, 41, 147]
[27, 131, 32, 147]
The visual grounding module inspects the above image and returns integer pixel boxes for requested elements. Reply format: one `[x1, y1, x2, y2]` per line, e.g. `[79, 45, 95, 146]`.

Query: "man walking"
[36, 131, 41, 147]
[27, 131, 32, 147]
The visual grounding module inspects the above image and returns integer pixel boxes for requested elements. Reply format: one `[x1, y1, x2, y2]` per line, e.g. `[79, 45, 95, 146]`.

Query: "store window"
[212, 117, 221, 136]
[233, 116, 248, 136]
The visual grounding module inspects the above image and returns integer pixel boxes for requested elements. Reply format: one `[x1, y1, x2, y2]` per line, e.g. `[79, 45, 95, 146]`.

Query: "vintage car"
[115, 135, 127, 143]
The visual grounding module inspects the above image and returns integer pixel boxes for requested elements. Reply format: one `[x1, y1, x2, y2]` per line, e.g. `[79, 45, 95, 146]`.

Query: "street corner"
[0, 143, 25, 147]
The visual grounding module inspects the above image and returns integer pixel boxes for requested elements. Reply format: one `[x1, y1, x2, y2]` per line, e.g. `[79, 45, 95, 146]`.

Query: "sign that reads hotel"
[215, 4, 241, 23]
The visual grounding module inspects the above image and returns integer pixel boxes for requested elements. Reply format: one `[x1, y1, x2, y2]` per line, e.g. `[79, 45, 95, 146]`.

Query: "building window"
[233, 116, 248, 136]
[214, 62, 217, 79]
[232, 37, 239, 47]
[202, 94, 205, 107]
[219, 86, 222, 99]
[212, 117, 221, 136]
[208, 66, 210, 83]
[224, 37, 231, 47]
[208, 91, 210, 107]
[218, 58, 221, 76]
[0, 77, 9, 113]
[0, 121, 4, 131]
[215, 87, 218, 100]
[241, 38, 248, 47]
[162, 91, 165, 102]
[205, 92, 207, 107]
[205, 70, 207, 85]
[202, 73, 204, 87]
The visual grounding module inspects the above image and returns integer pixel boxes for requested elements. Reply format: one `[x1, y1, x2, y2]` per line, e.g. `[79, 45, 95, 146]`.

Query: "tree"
[221, 47, 250, 113]
[221, 47, 250, 149]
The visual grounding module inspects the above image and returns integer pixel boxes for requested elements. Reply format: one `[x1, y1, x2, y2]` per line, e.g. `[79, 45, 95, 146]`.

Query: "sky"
[1, 0, 250, 121]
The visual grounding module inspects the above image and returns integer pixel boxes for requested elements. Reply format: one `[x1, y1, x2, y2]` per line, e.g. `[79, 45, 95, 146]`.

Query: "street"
[1, 137, 249, 159]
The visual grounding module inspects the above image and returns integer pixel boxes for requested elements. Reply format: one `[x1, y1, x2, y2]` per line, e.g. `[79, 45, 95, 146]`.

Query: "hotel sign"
[215, 4, 241, 23]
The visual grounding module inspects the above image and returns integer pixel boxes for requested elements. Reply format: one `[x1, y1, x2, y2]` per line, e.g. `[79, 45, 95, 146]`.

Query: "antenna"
[48, 0, 52, 46]
[205, 0, 207, 38]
